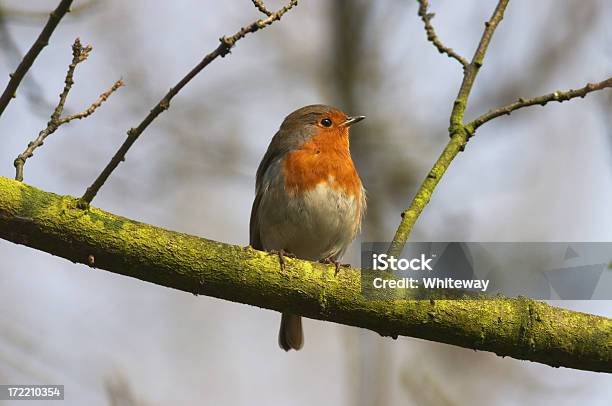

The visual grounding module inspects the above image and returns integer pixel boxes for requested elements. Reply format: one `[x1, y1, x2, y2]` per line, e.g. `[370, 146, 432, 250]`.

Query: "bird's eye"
[321, 118, 333, 127]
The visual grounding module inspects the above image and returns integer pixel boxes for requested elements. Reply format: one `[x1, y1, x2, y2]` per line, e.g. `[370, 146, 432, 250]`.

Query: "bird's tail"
[278, 313, 303, 351]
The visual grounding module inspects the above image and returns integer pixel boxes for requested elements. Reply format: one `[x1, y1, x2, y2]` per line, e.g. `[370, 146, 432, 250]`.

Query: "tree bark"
[0, 176, 610, 373]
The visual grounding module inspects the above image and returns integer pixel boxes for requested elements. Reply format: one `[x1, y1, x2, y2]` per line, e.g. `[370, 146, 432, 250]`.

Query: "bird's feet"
[270, 249, 296, 272]
[320, 257, 350, 275]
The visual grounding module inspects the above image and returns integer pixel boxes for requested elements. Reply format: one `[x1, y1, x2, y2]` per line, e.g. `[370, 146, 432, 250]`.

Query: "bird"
[249, 104, 366, 351]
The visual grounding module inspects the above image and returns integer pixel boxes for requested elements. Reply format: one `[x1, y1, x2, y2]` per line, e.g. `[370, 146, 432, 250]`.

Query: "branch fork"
[389, 0, 611, 254]
[13, 38, 123, 182]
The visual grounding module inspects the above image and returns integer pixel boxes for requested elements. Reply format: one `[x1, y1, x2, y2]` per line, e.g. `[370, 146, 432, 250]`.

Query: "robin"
[249, 104, 366, 351]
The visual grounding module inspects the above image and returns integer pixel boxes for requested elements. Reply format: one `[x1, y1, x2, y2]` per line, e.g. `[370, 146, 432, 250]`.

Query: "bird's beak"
[341, 115, 366, 127]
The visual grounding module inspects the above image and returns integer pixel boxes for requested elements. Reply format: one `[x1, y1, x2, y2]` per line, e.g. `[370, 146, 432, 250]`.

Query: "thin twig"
[59, 80, 124, 124]
[14, 39, 123, 182]
[52, 39, 93, 122]
[0, 0, 74, 120]
[251, 0, 273, 16]
[80, 0, 299, 205]
[417, 0, 468, 68]
[469, 78, 612, 130]
[388, 0, 510, 257]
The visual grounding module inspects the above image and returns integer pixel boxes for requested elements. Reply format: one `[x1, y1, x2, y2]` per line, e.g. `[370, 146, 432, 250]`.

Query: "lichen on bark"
[0, 176, 610, 373]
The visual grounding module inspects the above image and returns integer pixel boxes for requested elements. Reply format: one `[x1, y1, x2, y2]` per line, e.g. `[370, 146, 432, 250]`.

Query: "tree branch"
[0, 0, 74, 119]
[0, 176, 610, 372]
[389, 0, 510, 257]
[13, 39, 123, 182]
[417, 0, 468, 67]
[390, 1, 611, 259]
[79, 0, 299, 205]
[469, 78, 612, 130]
[0, 9, 56, 115]
[449, 0, 510, 130]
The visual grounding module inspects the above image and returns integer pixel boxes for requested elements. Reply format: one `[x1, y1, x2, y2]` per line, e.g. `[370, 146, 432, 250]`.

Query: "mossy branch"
[0, 176, 610, 373]
[389, 0, 510, 257]
[389, 0, 611, 256]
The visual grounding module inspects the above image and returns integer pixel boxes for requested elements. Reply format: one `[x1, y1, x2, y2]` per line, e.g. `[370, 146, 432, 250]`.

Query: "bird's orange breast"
[282, 132, 362, 197]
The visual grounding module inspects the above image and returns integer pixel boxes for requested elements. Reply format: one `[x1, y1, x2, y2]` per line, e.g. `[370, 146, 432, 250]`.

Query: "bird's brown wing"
[249, 192, 263, 250]
[250, 124, 311, 250]
[250, 129, 292, 250]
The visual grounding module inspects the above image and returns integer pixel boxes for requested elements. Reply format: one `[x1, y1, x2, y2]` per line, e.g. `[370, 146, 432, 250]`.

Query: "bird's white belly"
[259, 182, 361, 261]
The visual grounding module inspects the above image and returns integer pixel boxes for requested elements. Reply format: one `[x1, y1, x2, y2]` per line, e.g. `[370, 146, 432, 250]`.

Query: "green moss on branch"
[0, 176, 610, 372]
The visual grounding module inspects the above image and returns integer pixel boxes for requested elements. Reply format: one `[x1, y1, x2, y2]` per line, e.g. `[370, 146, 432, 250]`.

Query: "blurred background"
[0, 0, 611, 404]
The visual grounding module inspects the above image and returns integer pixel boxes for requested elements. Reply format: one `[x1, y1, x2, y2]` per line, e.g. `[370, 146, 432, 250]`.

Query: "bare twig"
[80, 0, 299, 205]
[59, 80, 124, 124]
[469, 78, 612, 130]
[14, 39, 123, 182]
[0, 9, 56, 114]
[51, 39, 93, 122]
[417, 0, 468, 68]
[251, 0, 273, 16]
[0, 0, 74, 120]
